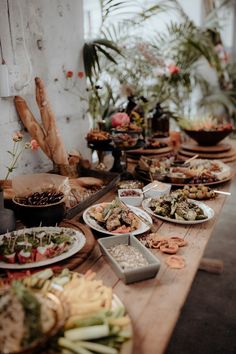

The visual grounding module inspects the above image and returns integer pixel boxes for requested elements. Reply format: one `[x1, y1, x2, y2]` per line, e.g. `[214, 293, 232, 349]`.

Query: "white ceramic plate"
[83, 203, 152, 236]
[0, 227, 86, 269]
[142, 198, 214, 225]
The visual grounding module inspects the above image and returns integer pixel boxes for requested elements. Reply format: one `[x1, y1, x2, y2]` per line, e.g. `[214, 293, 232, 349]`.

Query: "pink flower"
[77, 71, 84, 79]
[111, 112, 130, 128]
[168, 64, 181, 75]
[30, 139, 39, 150]
[12, 131, 23, 142]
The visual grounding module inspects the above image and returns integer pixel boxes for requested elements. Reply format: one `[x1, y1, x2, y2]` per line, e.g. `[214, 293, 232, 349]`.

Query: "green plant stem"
[4, 145, 25, 181]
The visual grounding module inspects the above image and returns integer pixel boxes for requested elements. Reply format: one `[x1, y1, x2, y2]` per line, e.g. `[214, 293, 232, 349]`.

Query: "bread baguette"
[35, 77, 68, 165]
[14, 96, 52, 159]
[75, 177, 104, 188]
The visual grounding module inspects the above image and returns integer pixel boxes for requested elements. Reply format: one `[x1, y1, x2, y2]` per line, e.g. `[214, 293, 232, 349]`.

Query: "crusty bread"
[35, 77, 68, 165]
[14, 96, 52, 159]
[73, 177, 104, 188]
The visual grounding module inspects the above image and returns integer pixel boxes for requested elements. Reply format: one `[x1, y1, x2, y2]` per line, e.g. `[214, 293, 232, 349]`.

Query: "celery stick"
[65, 324, 109, 341]
[77, 340, 118, 354]
[111, 306, 125, 318]
[58, 338, 92, 354]
[35, 268, 54, 279]
[67, 316, 104, 329]
[118, 328, 132, 338]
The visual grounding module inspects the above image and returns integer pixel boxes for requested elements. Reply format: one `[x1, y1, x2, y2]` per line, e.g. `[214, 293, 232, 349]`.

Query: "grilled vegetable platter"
[142, 190, 214, 225]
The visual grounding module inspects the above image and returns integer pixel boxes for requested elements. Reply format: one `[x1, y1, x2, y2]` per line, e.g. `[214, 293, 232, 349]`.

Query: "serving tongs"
[184, 154, 199, 164]
[118, 199, 152, 228]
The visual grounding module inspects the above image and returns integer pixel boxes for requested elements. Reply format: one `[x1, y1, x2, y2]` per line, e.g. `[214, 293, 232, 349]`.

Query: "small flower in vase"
[4, 132, 39, 180]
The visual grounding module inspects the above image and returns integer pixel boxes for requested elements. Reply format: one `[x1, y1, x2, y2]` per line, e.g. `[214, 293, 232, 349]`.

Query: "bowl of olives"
[12, 189, 66, 227]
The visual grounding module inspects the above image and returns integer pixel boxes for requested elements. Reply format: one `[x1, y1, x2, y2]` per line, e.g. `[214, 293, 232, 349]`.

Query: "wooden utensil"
[213, 190, 231, 196]
[118, 199, 152, 228]
[184, 154, 199, 164]
[142, 182, 160, 194]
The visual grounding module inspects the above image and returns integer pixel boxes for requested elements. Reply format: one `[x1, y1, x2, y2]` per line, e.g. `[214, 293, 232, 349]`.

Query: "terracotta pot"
[0, 179, 12, 190]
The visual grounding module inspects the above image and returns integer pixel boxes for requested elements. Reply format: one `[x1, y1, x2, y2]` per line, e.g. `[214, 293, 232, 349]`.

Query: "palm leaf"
[95, 44, 118, 64]
[198, 90, 236, 115]
[83, 39, 123, 83]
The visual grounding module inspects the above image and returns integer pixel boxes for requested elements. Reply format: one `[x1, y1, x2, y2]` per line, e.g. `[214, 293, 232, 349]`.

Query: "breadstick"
[35, 77, 68, 165]
[14, 96, 52, 159]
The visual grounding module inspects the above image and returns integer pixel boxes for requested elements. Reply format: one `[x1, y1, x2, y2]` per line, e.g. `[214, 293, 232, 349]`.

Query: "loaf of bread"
[75, 177, 104, 188]
[35, 77, 68, 165]
[14, 96, 52, 159]
[14, 78, 69, 166]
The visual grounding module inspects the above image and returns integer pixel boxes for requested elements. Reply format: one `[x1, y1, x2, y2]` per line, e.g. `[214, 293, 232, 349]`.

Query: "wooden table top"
[71, 173, 235, 354]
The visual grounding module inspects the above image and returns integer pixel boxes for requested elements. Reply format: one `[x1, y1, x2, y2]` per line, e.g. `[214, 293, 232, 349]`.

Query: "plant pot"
[184, 129, 232, 146]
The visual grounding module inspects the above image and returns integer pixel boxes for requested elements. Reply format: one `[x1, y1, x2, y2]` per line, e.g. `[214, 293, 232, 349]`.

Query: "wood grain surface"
[72, 162, 235, 354]
[181, 142, 232, 153]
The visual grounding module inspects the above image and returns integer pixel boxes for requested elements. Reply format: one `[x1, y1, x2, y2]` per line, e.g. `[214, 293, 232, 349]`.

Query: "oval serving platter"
[142, 198, 214, 225]
[83, 203, 152, 236]
[0, 227, 86, 269]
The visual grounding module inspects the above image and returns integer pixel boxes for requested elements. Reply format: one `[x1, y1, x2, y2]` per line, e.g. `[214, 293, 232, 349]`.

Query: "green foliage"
[82, 0, 236, 122]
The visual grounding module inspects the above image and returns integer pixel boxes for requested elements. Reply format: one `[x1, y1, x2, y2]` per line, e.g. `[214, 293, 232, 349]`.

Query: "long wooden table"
[71, 176, 234, 354]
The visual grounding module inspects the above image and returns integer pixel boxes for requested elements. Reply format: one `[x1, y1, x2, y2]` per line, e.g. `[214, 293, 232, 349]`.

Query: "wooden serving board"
[56, 220, 96, 270]
[181, 142, 231, 153]
[126, 145, 173, 156]
[0, 221, 96, 279]
[178, 147, 236, 159]
[178, 152, 236, 164]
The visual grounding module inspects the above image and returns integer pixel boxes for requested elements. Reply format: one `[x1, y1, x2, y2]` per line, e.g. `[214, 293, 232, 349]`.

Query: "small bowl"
[12, 197, 66, 227]
[118, 189, 143, 206]
[143, 182, 171, 199]
[98, 234, 160, 284]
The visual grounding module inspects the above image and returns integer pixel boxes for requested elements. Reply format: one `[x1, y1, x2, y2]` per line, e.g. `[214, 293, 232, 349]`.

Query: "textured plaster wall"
[0, 0, 89, 179]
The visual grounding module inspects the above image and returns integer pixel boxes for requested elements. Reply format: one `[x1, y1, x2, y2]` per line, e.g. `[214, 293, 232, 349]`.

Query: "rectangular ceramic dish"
[98, 234, 160, 284]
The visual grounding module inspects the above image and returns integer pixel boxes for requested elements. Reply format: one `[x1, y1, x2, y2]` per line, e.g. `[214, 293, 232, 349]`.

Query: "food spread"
[120, 190, 141, 197]
[88, 200, 140, 233]
[0, 281, 58, 353]
[14, 189, 64, 206]
[0, 269, 132, 354]
[139, 156, 231, 184]
[108, 244, 149, 270]
[149, 191, 207, 221]
[178, 184, 216, 200]
[0, 228, 76, 264]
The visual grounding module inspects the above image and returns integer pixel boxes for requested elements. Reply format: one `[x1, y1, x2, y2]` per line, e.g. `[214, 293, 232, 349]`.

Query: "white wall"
[0, 0, 89, 179]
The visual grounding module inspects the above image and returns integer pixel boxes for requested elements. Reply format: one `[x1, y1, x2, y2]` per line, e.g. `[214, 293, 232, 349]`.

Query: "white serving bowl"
[143, 181, 171, 199]
[118, 189, 143, 206]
